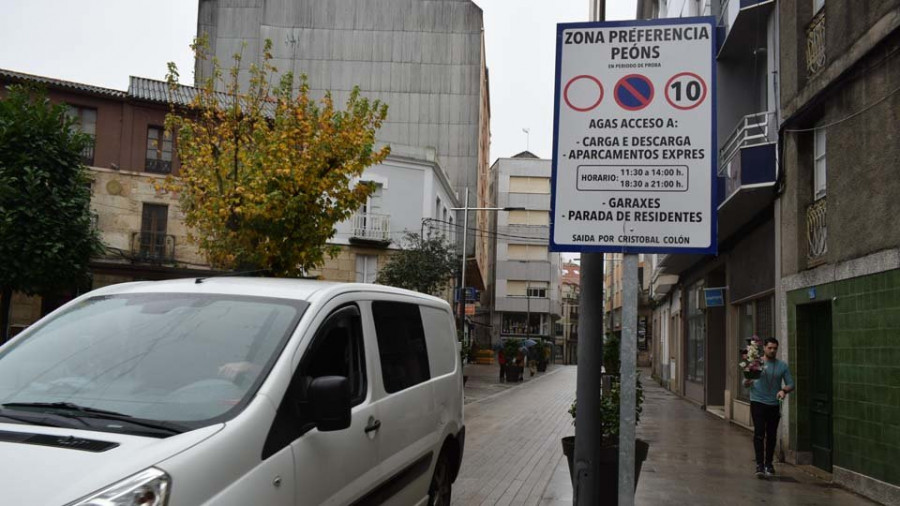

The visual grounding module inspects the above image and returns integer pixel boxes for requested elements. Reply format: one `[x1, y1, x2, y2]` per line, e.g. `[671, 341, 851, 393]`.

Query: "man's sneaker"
[755, 464, 765, 478]
[765, 465, 776, 477]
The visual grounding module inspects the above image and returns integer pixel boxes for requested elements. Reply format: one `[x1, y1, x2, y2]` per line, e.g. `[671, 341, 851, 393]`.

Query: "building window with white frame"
[507, 281, 548, 298]
[814, 127, 826, 200]
[355, 254, 378, 283]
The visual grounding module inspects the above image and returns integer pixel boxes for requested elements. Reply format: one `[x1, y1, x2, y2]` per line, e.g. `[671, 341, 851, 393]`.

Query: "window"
[527, 285, 548, 298]
[372, 301, 430, 393]
[435, 196, 441, 220]
[509, 176, 550, 194]
[508, 243, 548, 261]
[507, 281, 548, 298]
[0, 293, 307, 430]
[813, 0, 825, 13]
[737, 295, 774, 401]
[360, 182, 383, 215]
[66, 106, 97, 166]
[283, 305, 368, 438]
[687, 283, 705, 382]
[509, 210, 549, 226]
[814, 127, 826, 199]
[146, 126, 173, 174]
[355, 255, 378, 283]
[140, 203, 168, 260]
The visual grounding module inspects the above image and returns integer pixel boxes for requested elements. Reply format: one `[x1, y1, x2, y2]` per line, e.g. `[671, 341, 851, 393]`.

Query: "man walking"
[744, 337, 794, 478]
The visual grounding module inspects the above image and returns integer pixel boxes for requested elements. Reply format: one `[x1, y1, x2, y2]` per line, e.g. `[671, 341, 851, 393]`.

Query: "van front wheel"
[427, 452, 452, 506]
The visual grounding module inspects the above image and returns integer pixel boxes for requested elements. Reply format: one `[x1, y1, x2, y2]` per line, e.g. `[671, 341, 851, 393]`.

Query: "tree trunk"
[0, 286, 12, 345]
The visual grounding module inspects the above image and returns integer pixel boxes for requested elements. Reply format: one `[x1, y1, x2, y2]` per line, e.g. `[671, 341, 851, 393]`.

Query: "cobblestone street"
[455, 365, 879, 506]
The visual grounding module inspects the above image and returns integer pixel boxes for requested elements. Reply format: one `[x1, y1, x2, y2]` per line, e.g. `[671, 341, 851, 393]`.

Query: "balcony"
[807, 197, 827, 267]
[145, 158, 172, 174]
[350, 212, 391, 245]
[131, 231, 175, 263]
[81, 138, 95, 166]
[806, 9, 826, 77]
[717, 111, 777, 241]
[717, 0, 775, 61]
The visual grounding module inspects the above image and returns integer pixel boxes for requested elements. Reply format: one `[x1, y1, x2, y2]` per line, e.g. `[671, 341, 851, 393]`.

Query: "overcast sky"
[0, 0, 635, 164]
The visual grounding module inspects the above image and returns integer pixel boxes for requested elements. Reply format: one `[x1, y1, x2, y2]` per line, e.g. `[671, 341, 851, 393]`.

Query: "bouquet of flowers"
[740, 335, 763, 380]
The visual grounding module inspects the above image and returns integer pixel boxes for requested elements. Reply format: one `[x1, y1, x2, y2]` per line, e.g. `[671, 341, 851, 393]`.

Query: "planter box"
[562, 436, 650, 503]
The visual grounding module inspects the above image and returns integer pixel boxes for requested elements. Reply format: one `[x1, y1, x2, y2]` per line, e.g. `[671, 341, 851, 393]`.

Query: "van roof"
[90, 277, 449, 307]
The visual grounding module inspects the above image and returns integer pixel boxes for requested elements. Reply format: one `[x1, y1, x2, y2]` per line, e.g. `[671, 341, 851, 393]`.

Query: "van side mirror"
[309, 376, 351, 432]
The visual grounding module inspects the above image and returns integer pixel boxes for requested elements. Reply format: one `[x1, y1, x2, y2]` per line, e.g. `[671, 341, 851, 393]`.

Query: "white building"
[488, 152, 562, 347]
[315, 143, 459, 284]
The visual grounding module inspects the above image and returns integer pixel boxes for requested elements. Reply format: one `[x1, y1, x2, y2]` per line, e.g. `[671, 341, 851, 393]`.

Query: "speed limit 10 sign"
[550, 17, 717, 255]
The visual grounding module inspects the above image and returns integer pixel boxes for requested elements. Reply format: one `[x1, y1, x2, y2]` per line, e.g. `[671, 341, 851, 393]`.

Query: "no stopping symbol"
[665, 72, 707, 110]
[564, 75, 604, 112]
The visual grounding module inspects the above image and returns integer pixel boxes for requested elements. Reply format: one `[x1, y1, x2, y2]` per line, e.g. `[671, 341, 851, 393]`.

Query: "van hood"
[0, 422, 223, 505]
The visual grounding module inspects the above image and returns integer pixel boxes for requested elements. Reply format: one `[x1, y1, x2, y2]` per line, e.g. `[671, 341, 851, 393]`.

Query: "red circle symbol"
[613, 74, 655, 112]
[564, 75, 604, 112]
[665, 72, 708, 110]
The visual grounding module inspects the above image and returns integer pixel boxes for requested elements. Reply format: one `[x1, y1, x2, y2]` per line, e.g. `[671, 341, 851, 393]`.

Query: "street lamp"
[451, 187, 525, 345]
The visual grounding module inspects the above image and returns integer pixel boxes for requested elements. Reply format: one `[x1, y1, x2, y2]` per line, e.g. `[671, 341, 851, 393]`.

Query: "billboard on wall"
[550, 17, 717, 255]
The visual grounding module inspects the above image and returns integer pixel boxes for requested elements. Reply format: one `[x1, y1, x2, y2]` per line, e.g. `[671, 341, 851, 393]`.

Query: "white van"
[0, 278, 465, 505]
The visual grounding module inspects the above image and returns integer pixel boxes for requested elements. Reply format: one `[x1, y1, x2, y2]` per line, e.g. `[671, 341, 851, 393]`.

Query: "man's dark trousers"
[751, 401, 780, 465]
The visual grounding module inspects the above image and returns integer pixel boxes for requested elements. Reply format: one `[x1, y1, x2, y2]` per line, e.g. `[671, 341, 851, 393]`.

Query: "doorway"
[798, 302, 833, 472]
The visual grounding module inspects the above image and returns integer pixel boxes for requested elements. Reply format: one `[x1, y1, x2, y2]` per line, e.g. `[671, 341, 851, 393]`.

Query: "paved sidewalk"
[463, 362, 564, 405]
[540, 370, 879, 506]
[453, 364, 576, 505]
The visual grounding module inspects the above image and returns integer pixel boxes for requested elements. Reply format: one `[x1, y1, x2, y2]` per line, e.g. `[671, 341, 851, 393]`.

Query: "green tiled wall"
[788, 268, 900, 486]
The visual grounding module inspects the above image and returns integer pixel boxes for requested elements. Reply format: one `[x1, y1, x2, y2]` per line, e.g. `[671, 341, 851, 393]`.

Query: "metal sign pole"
[573, 5, 605, 503]
[619, 253, 638, 504]
[458, 188, 469, 344]
[573, 252, 603, 505]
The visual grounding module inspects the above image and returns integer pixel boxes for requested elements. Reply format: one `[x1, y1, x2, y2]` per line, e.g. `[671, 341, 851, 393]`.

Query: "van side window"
[263, 304, 366, 459]
[301, 305, 367, 406]
[371, 301, 430, 393]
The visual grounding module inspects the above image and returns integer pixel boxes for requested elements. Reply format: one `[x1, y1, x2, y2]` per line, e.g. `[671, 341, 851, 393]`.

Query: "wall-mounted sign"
[704, 288, 725, 307]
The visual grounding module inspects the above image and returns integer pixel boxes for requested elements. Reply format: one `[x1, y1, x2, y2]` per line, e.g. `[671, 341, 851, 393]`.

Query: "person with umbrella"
[520, 339, 537, 378]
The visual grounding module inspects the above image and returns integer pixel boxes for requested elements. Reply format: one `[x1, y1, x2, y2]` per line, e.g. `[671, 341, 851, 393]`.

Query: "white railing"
[806, 9, 826, 76]
[352, 212, 390, 242]
[807, 197, 827, 265]
[718, 111, 776, 173]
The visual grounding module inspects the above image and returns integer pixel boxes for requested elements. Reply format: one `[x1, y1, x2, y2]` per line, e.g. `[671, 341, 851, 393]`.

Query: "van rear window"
[371, 301, 430, 393]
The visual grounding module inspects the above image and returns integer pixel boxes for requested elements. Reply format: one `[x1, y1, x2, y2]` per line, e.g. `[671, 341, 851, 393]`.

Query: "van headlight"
[69, 468, 170, 506]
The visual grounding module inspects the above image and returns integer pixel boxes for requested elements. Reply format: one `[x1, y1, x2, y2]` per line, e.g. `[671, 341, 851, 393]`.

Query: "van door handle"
[364, 419, 381, 434]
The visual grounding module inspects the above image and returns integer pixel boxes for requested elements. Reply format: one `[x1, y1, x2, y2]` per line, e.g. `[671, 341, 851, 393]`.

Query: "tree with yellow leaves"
[161, 38, 389, 276]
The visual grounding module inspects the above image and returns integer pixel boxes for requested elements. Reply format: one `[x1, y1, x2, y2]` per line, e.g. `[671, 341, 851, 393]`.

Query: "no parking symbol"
[614, 74, 654, 111]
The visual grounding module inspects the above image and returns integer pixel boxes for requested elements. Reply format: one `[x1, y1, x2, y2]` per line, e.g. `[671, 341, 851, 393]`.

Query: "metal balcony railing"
[806, 9, 826, 76]
[718, 111, 776, 171]
[81, 137, 95, 166]
[351, 212, 390, 242]
[145, 158, 172, 174]
[131, 231, 176, 263]
[806, 197, 827, 266]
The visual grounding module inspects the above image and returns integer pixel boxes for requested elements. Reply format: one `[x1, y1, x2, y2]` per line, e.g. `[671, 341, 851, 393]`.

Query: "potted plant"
[536, 340, 549, 372]
[561, 377, 649, 504]
[603, 334, 620, 373]
[503, 339, 523, 382]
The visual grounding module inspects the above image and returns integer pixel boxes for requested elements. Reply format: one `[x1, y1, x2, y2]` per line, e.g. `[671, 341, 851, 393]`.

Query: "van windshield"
[0, 293, 307, 433]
